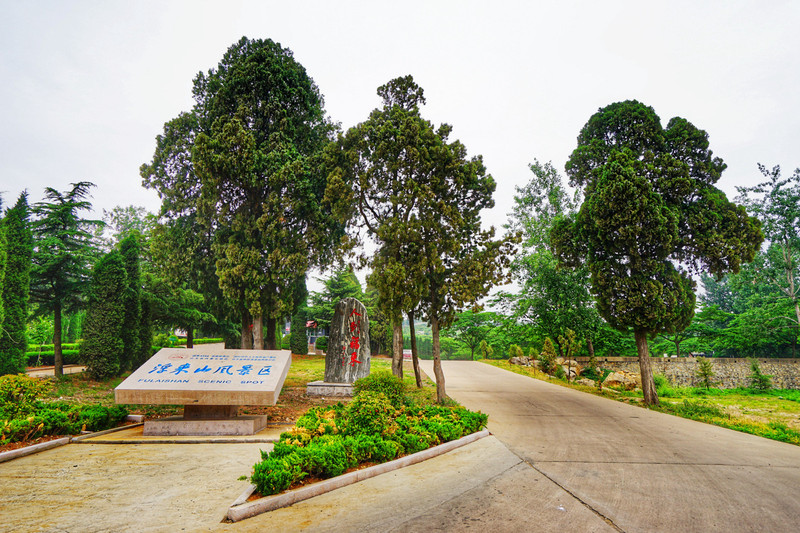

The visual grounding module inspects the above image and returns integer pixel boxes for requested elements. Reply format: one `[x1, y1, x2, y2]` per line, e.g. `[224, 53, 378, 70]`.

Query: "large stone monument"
[115, 346, 291, 436]
[307, 297, 370, 396]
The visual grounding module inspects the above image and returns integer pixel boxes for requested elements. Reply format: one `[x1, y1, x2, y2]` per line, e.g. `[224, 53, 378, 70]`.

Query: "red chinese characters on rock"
[344, 310, 362, 367]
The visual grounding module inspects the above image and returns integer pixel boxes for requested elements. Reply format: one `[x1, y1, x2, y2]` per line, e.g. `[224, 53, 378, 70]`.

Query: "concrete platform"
[143, 414, 269, 436]
[306, 381, 353, 397]
[77, 423, 284, 444]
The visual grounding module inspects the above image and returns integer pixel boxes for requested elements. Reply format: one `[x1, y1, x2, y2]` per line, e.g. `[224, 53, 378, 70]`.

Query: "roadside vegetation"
[248, 371, 485, 497]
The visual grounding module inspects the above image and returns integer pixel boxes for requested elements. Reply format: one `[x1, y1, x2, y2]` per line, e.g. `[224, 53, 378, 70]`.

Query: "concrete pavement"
[419, 360, 800, 532]
[2, 360, 799, 532]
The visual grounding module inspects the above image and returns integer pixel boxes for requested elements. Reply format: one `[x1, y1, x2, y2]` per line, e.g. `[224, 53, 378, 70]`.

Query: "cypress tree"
[0, 193, 33, 375]
[290, 276, 309, 355]
[119, 235, 142, 371]
[81, 250, 127, 379]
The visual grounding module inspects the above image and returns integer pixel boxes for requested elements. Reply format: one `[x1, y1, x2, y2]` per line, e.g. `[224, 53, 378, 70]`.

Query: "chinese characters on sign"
[324, 297, 370, 384]
[345, 309, 362, 367]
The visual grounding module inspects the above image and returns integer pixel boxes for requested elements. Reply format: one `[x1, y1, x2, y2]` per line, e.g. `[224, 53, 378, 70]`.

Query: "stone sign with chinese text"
[115, 347, 291, 407]
[324, 297, 370, 383]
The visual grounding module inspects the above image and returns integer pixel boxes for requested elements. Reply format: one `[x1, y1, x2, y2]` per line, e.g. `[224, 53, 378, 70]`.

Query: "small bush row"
[250, 372, 487, 496]
[0, 375, 129, 445]
[26, 350, 81, 367]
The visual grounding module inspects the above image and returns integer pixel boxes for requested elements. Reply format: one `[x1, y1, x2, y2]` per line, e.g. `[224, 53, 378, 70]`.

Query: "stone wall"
[575, 357, 800, 389]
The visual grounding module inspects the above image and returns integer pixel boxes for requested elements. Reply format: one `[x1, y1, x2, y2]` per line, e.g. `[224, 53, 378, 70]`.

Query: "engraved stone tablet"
[114, 346, 291, 435]
[323, 297, 370, 383]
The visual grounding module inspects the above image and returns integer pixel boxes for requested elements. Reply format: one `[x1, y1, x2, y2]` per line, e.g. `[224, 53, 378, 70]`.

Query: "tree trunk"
[53, 302, 63, 378]
[431, 314, 446, 403]
[635, 329, 659, 406]
[391, 317, 403, 380]
[587, 338, 595, 359]
[253, 313, 264, 349]
[186, 327, 194, 349]
[674, 338, 680, 358]
[264, 316, 278, 350]
[408, 309, 422, 388]
[241, 309, 253, 350]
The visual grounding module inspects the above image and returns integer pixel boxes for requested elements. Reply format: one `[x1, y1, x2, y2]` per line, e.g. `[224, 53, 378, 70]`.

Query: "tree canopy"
[553, 100, 762, 405]
[502, 160, 599, 357]
[0, 193, 33, 375]
[30, 182, 102, 376]
[141, 36, 341, 349]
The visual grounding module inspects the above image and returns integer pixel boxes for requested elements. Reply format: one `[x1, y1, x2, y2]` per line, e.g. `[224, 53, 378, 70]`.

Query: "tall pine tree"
[0, 193, 33, 375]
[31, 182, 102, 376]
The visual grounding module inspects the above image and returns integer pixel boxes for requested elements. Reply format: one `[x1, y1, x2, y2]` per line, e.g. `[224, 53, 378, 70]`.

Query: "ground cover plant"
[248, 371, 487, 496]
[0, 374, 128, 446]
[481, 359, 800, 445]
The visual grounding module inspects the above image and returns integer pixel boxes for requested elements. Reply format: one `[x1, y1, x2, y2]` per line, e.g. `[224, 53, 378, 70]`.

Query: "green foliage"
[119, 235, 142, 371]
[553, 101, 762, 404]
[308, 266, 362, 330]
[142, 37, 341, 349]
[664, 399, 728, 420]
[479, 340, 494, 359]
[280, 334, 291, 350]
[315, 336, 328, 351]
[353, 371, 405, 408]
[446, 311, 500, 360]
[0, 375, 50, 419]
[30, 182, 103, 375]
[346, 391, 397, 436]
[0, 193, 33, 375]
[507, 344, 524, 359]
[695, 357, 716, 389]
[0, 402, 129, 445]
[501, 161, 599, 354]
[326, 75, 515, 390]
[250, 378, 488, 496]
[537, 337, 558, 374]
[80, 250, 127, 379]
[748, 358, 773, 392]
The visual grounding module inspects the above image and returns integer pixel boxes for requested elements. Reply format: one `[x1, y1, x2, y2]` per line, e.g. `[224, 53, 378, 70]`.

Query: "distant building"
[306, 320, 328, 345]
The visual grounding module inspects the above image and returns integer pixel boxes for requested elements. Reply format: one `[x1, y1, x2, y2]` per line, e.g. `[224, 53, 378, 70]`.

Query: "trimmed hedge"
[26, 350, 81, 367]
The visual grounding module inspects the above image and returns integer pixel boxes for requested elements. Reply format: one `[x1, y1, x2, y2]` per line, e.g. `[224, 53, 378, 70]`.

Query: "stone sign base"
[306, 381, 354, 397]
[144, 413, 268, 436]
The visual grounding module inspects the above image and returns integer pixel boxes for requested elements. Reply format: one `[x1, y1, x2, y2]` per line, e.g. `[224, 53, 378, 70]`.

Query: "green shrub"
[26, 350, 81, 367]
[290, 312, 308, 355]
[507, 344, 524, 359]
[653, 374, 676, 397]
[315, 336, 328, 351]
[346, 391, 396, 436]
[251, 456, 295, 495]
[0, 375, 49, 419]
[695, 357, 716, 389]
[538, 338, 558, 374]
[748, 358, 772, 392]
[353, 372, 405, 407]
[281, 334, 291, 350]
[250, 396, 489, 496]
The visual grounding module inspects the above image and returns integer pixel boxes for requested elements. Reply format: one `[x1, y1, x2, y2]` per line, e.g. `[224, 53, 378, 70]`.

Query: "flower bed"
[248, 372, 488, 496]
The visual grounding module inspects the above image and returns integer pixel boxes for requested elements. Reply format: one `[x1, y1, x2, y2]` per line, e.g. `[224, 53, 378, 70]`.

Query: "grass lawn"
[481, 358, 800, 446]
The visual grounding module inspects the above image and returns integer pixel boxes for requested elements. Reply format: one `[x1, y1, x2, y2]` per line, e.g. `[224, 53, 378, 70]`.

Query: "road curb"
[226, 428, 491, 522]
[0, 437, 71, 464]
[0, 423, 145, 463]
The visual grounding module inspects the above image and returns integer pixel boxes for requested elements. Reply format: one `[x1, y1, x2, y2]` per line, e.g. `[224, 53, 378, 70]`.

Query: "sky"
[2, 0, 799, 260]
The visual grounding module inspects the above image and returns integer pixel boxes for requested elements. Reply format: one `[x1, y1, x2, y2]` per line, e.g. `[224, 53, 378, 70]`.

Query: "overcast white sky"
[2, 0, 798, 244]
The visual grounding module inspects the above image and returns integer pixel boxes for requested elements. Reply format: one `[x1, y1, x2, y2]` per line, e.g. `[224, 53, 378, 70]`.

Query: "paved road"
[2, 361, 799, 532]
[418, 360, 800, 532]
